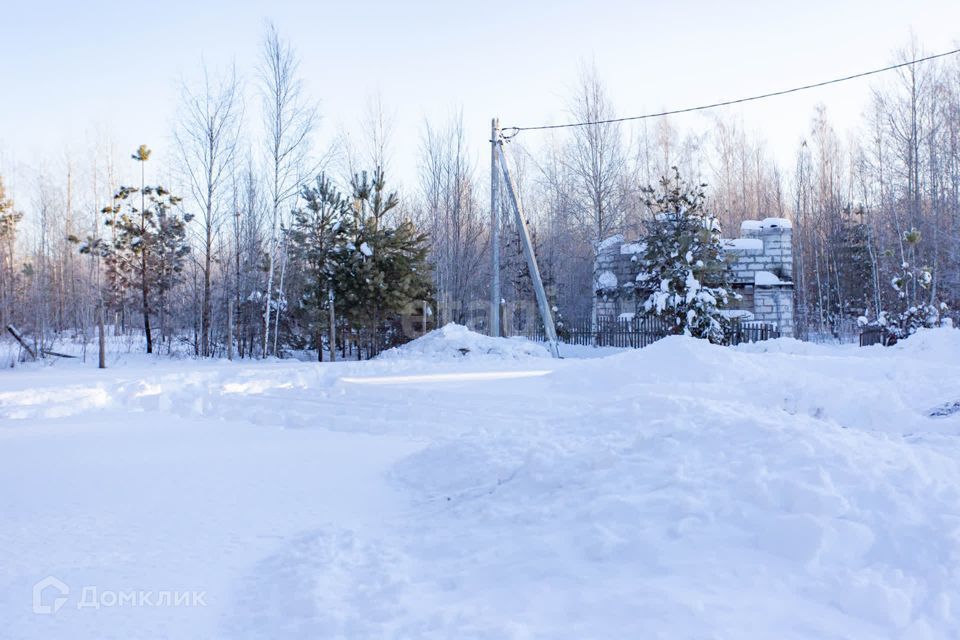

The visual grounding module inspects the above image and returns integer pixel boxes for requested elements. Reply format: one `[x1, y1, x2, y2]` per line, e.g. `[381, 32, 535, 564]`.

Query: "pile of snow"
[377, 323, 550, 361]
[886, 325, 960, 364]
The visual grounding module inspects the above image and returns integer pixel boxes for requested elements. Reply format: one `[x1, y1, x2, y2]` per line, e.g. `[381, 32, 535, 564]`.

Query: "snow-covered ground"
[3, 327, 960, 639]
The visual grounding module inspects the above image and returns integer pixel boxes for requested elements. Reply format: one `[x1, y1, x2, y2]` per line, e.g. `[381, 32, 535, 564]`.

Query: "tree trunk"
[98, 302, 106, 369]
[141, 252, 152, 354]
[202, 223, 212, 357]
[328, 284, 336, 363]
[227, 299, 234, 361]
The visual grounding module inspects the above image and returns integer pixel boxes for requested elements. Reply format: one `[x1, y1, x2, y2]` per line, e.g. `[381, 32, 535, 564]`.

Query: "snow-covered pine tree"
[634, 168, 732, 344]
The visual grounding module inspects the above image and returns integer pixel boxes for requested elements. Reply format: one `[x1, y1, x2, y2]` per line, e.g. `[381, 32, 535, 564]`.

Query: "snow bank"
[377, 323, 550, 361]
[888, 326, 960, 364]
[387, 330, 960, 637]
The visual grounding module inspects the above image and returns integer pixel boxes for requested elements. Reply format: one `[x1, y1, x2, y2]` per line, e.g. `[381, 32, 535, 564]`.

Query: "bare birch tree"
[258, 22, 317, 357]
[175, 63, 242, 357]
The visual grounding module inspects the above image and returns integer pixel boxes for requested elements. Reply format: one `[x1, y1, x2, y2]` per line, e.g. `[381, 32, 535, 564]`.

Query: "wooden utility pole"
[497, 141, 561, 358]
[490, 118, 501, 338]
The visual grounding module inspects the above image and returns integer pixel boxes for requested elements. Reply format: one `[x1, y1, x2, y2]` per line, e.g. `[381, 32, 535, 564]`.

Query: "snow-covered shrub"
[862, 302, 950, 342]
[860, 228, 951, 342]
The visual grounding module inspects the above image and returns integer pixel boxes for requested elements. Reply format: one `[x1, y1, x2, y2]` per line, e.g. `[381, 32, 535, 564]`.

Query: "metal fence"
[533, 316, 780, 349]
[727, 322, 782, 346]
[859, 327, 898, 347]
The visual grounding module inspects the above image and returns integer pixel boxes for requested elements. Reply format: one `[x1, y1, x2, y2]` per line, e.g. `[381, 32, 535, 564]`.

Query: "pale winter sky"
[1, 0, 959, 200]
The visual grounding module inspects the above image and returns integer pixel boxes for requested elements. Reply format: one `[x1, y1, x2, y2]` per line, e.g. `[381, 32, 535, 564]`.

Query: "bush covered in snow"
[857, 227, 951, 341]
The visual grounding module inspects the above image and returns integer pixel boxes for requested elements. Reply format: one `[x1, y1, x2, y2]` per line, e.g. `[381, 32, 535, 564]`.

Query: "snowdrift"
[377, 323, 550, 361]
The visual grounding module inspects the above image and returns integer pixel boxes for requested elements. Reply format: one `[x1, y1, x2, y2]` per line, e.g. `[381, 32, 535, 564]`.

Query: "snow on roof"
[723, 238, 763, 251]
[740, 220, 762, 231]
[719, 309, 755, 320]
[597, 234, 624, 252]
[620, 242, 646, 255]
[761, 217, 792, 230]
[755, 270, 788, 286]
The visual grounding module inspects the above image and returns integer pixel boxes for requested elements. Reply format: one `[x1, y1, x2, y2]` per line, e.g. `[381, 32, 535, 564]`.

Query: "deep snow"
[2, 327, 960, 639]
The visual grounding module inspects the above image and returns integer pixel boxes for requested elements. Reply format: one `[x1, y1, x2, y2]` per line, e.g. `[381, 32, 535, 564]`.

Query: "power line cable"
[501, 47, 960, 138]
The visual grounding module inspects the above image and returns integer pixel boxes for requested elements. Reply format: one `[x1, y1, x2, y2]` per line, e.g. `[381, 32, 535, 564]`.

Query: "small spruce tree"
[634, 168, 732, 344]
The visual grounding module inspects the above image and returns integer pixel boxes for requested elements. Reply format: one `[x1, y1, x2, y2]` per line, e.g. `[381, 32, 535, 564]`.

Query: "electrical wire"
[500, 47, 960, 138]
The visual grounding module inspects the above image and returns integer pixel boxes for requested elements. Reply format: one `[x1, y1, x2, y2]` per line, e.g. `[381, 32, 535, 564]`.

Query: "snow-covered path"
[3, 328, 960, 639]
[0, 363, 425, 639]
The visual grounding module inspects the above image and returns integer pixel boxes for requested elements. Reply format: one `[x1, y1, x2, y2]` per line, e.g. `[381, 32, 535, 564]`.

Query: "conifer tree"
[866, 227, 950, 339]
[288, 173, 352, 360]
[338, 168, 432, 351]
[635, 168, 732, 343]
[835, 206, 875, 320]
[0, 177, 22, 330]
[78, 182, 191, 354]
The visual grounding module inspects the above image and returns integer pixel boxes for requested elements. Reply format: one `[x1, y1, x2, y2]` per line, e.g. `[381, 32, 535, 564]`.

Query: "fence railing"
[532, 316, 780, 349]
[859, 326, 898, 347]
[727, 321, 782, 346]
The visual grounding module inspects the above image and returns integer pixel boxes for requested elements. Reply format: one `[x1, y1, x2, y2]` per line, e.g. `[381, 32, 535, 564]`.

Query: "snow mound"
[888, 327, 960, 363]
[377, 323, 550, 361]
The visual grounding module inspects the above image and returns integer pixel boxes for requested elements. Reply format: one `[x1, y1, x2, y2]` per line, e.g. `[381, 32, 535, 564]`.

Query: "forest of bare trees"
[1, 29, 958, 363]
